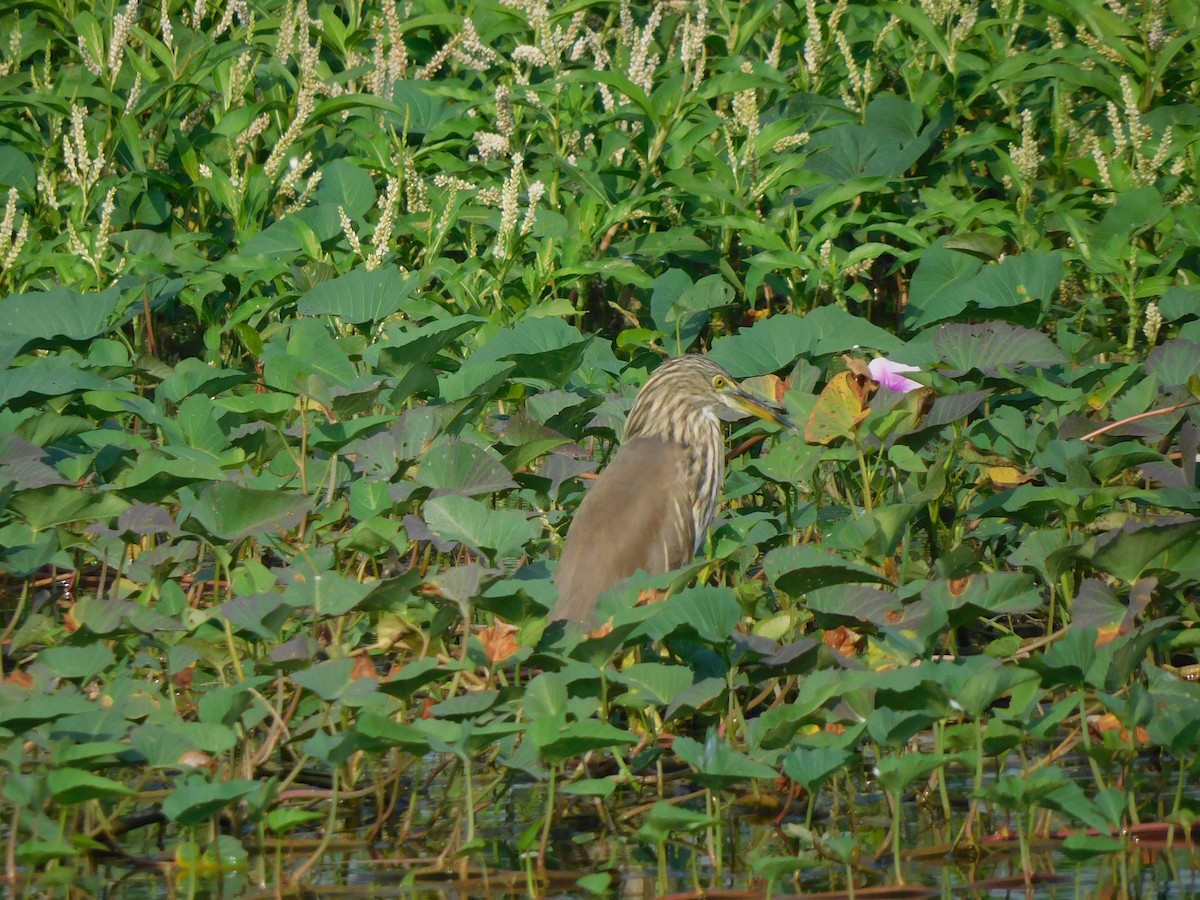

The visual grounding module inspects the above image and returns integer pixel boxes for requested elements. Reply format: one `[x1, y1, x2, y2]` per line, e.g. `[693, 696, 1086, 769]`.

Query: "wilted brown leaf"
[479, 619, 520, 665]
[823, 625, 865, 659]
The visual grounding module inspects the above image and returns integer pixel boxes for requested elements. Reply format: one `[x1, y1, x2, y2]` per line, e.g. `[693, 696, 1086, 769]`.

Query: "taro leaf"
[635, 802, 714, 843]
[291, 658, 378, 703]
[1159, 286, 1200, 322]
[266, 809, 325, 836]
[892, 389, 992, 445]
[115, 503, 176, 536]
[162, 774, 260, 826]
[1029, 627, 1114, 689]
[866, 708, 940, 748]
[286, 317, 358, 389]
[463, 318, 590, 386]
[613, 663, 694, 709]
[0, 356, 128, 408]
[72, 596, 185, 636]
[640, 586, 740, 643]
[47, 769, 135, 804]
[423, 563, 495, 606]
[903, 243, 981, 329]
[314, 158, 375, 217]
[764, 545, 892, 597]
[672, 732, 778, 787]
[354, 712, 434, 754]
[1144, 664, 1200, 753]
[528, 717, 637, 762]
[1070, 578, 1127, 634]
[873, 751, 955, 794]
[8, 484, 128, 531]
[371, 315, 483, 402]
[38, 644, 116, 680]
[305, 731, 362, 766]
[0, 434, 69, 488]
[53, 741, 131, 768]
[560, 779, 617, 798]
[921, 572, 1041, 626]
[783, 745, 855, 793]
[284, 570, 373, 617]
[524, 671, 569, 719]
[733, 634, 820, 674]
[415, 436, 517, 497]
[391, 79, 459, 135]
[708, 314, 816, 377]
[651, 271, 733, 353]
[428, 690, 498, 719]
[0, 284, 122, 341]
[1144, 339, 1200, 387]
[934, 321, 1067, 376]
[346, 407, 442, 478]
[422, 495, 537, 562]
[664, 676, 727, 721]
[160, 357, 249, 404]
[129, 724, 238, 763]
[805, 584, 903, 629]
[969, 251, 1062, 321]
[440, 364, 516, 411]
[380, 657, 469, 699]
[186, 482, 312, 542]
[935, 656, 1039, 719]
[1087, 517, 1200, 583]
[0, 524, 54, 577]
[0, 694, 97, 731]
[1091, 186, 1167, 254]
[805, 94, 937, 181]
[805, 304, 905, 355]
[270, 635, 318, 666]
[198, 678, 271, 728]
[221, 593, 291, 641]
[297, 266, 419, 325]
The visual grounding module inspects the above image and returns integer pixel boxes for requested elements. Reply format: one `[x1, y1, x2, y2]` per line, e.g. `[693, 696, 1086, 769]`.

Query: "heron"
[551, 355, 793, 626]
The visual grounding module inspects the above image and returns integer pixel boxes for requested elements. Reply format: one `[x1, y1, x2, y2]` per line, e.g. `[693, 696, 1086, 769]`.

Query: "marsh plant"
[2, 0, 1200, 895]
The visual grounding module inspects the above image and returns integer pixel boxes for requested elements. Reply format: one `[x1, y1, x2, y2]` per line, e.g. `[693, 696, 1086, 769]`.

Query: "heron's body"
[551, 356, 790, 626]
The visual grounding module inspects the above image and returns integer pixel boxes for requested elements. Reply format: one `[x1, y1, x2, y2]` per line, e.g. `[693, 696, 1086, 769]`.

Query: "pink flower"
[868, 357, 922, 393]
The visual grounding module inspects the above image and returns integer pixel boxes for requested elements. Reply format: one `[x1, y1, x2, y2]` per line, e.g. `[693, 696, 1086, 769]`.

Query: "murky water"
[58, 760, 1200, 899]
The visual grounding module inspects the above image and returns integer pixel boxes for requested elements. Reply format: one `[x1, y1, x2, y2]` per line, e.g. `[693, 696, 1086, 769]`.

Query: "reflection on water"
[77, 765, 1200, 899]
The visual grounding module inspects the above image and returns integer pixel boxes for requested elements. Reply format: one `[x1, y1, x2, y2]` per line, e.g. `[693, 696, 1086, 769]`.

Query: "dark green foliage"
[2, 0, 1200, 894]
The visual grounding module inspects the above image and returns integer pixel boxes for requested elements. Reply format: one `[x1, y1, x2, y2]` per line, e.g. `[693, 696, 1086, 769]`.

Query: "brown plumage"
[551, 356, 792, 626]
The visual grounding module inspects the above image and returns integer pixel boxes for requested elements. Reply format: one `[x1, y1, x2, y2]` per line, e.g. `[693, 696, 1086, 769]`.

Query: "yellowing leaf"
[804, 371, 876, 445]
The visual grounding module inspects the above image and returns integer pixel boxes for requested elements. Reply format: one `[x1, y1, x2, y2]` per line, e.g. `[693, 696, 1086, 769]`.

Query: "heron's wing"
[551, 437, 697, 625]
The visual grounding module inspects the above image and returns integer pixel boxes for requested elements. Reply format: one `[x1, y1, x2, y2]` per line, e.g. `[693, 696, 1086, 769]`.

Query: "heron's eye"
[712, 374, 726, 390]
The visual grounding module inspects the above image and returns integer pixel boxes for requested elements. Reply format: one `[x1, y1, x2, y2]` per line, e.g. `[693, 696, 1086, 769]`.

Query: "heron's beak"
[728, 389, 795, 430]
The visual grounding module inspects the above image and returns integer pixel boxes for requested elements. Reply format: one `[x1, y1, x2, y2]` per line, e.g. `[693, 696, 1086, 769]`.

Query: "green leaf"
[422, 495, 537, 562]
[1087, 518, 1200, 583]
[641, 586, 740, 643]
[162, 775, 260, 827]
[613, 663, 694, 709]
[47, 769, 135, 804]
[764, 545, 892, 597]
[415, 436, 517, 496]
[934, 321, 1067, 375]
[0, 285, 122, 342]
[528, 717, 636, 762]
[673, 732, 777, 787]
[38, 644, 116, 680]
[186, 483, 312, 542]
[297, 266, 420, 325]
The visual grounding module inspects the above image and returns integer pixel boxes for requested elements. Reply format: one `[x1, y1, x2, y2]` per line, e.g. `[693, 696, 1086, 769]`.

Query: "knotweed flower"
[868, 357, 922, 393]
